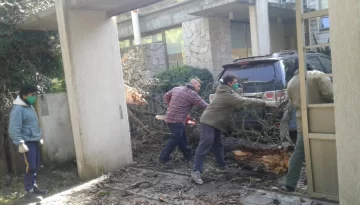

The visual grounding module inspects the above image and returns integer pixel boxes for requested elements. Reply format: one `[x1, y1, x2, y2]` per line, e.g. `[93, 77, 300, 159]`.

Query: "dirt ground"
[0, 149, 312, 205]
[0, 163, 80, 205]
[0, 127, 310, 205]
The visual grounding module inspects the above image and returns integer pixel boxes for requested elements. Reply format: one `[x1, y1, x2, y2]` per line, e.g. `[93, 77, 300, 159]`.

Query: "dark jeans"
[285, 132, 305, 188]
[23, 141, 41, 192]
[193, 124, 225, 172]
[159, 123, 192, 162]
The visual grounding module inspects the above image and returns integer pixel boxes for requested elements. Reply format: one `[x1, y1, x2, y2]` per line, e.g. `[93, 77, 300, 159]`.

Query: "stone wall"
[182, 17, 232, 78]
[120, 43, 167, 83]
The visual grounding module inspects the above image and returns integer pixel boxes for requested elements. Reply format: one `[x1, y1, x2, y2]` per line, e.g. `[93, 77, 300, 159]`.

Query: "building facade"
[117, 0, 299, 76]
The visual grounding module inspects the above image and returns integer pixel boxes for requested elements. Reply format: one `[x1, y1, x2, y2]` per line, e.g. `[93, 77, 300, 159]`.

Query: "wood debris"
[233, 149, 291, 174]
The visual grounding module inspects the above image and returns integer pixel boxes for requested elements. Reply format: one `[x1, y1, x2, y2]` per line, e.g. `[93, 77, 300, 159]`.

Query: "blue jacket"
[8, 96, 42, 145]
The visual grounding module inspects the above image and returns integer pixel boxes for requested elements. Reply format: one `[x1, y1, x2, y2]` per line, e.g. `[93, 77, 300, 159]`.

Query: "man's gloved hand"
[155, 115, 166, 121]
[40, 139, 44, 145]
[209, 94, 215, 103]
[18, 143, 29, 153]
[265, 101, 279, 107]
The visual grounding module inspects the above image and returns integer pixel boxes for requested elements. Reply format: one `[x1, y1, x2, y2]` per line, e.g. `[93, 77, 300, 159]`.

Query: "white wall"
[329, 0, 360, 204]
[35, 93, 75, 164]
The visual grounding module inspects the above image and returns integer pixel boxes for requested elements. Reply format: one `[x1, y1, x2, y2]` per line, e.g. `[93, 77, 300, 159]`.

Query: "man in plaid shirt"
[159, 78, 208, 167]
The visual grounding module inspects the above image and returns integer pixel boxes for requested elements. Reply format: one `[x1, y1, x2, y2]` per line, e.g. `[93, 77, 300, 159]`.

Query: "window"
[319, 56, 332, 73]
[320, 16, 329, 30]
[141, 36, 152, 44]
[119, 39, 131, 48]
[307, 56, 324, 72]
[318, 0, 329, 31]
[152, 33, 163, 43]
[230, 22, 251, 58]
[165, 27, 184, 67]
[319, 0, 328, 9]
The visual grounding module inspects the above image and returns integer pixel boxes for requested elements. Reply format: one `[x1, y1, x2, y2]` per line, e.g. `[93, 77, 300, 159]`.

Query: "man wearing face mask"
[191, 75, 278, 184]
[158, 78, 208, 168]
[9, 85, 47, 201]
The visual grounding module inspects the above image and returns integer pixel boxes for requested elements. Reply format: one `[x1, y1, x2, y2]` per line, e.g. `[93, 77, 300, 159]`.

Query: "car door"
[319, 55, 332, 73]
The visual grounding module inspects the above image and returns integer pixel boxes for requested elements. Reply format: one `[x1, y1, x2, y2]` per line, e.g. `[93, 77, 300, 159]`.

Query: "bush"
[50, 78, 66, 93]
[153, 65, 214, 97]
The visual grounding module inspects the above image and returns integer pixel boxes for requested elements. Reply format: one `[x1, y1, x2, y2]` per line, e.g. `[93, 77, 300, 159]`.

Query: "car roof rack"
[272, 49, 318, 57]
[233, 50, 320, 63]
[233, 54, 272, 63]
[272, 50, 298, 57]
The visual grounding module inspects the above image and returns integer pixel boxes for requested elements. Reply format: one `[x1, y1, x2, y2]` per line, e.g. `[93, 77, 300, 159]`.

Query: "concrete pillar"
[249, 5, 259, 56]
[249, 0, 271, 56]
[131, 9, 142, 45]
[182, 17, 233, 78]
[55, 0, 133, 180]
[329, 0, 360, 204]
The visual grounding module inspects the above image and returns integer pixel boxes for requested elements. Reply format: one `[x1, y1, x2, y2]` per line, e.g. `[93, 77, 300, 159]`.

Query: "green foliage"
[0, 0, 62, 95]
[0, 24, 64, 93]
[49, 78, 66, 93]
[153, 65, 214, 96]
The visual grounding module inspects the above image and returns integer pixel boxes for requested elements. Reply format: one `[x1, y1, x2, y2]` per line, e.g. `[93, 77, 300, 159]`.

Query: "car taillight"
[263, 90, 287, 101]
[264, 91, 275, 100]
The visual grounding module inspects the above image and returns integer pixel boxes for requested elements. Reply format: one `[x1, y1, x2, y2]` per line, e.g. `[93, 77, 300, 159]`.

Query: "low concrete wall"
[35, 93, 75, 164]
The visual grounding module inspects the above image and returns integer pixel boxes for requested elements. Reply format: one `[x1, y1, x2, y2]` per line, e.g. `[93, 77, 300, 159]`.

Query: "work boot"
[183, 158, 194, 168]
[280, 185, 295, 192]
[191, 171, 203, 185]
[34, 185, 48, 196]
[215, 165, 227, 172]
[158, 159, 173, 169]
[26, 189, 43, 202]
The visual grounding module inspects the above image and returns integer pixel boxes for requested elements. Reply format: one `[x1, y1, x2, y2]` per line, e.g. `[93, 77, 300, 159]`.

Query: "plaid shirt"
[164, 85, 208, 124]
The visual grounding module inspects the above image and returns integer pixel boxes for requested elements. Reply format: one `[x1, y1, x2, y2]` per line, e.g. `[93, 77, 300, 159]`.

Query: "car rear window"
[222, 61, 285, 93]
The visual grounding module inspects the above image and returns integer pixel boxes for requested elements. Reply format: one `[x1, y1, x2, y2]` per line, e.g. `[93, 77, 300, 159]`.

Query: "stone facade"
[182, 17, 232, 78]
[120, 43, 167, 86]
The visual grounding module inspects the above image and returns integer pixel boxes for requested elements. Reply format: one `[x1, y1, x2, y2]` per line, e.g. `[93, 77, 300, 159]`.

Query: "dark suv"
[215, 50, 332, 137]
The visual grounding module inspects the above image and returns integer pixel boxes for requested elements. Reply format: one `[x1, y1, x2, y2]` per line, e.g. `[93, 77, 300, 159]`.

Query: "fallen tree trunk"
[223, 137, 291, 175]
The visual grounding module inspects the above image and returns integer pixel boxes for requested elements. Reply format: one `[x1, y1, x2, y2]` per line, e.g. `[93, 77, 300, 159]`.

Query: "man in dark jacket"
[191, 75, 277, 184]
[159, 79, 208, 168]
[9, 85, 48, 201]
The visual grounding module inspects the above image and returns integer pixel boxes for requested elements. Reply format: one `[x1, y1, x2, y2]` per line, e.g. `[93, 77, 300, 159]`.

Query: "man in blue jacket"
[9, 85, 48, 200]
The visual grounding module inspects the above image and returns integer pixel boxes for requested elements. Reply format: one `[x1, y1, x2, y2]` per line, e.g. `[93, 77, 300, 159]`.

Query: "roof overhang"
[189, 0, 295, 23]
[18, 0, 163, 31]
